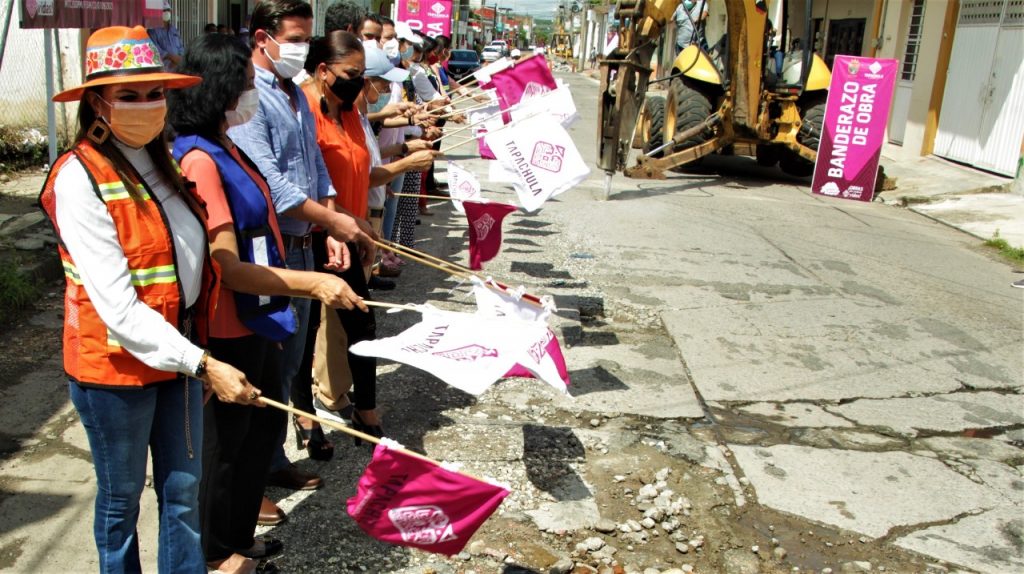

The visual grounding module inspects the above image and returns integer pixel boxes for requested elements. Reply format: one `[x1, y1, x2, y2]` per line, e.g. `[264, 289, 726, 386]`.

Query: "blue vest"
[173, 135, 297, 342]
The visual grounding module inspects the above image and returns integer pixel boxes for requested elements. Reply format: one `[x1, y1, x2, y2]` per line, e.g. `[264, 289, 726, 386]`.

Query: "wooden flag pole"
[362, 299, 420, 312]
[257, 397, 490, 482]
[392, 193, 455, 201]
[438, 138, 476, 155]
[374, 238, 547, 308]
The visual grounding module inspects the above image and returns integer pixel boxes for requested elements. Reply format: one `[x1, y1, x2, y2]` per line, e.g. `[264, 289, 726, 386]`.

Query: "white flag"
[472, 59, 513, 84]
[350, 306, 549, 396]
[471, 277, 569, 393]
[509, 81, 578, 128]
[489, 160, 520, 184]
[446, 161, 482, 214]
[484, 113, 591, 213]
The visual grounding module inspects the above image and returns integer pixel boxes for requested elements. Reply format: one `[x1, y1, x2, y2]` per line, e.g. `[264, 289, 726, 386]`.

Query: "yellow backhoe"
[598, 0, 833, 182]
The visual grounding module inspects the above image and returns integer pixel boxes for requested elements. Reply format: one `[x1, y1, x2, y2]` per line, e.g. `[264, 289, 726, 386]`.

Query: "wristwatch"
[401, 142, 409, 155]
[194, 350, 210, 379]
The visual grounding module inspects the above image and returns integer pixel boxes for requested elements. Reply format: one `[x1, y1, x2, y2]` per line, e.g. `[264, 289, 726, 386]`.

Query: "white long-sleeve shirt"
[54, 143, 206, 377]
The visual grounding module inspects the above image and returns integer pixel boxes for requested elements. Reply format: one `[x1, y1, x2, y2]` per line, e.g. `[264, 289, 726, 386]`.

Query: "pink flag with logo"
[487, 55, 557, 111]
[347, 443, 510, 555]
[464, 200, 517, 270]
[397, 0, 452, 38]
[811, 56, 898, 202]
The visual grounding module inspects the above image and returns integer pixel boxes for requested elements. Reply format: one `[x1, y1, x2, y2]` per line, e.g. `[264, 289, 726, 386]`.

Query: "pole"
[0, 0, 15, 72]
[44, 28, 57, 165]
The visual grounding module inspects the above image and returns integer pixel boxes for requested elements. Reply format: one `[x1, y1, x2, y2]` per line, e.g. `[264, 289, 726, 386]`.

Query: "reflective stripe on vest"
[38, 140, 204, 388]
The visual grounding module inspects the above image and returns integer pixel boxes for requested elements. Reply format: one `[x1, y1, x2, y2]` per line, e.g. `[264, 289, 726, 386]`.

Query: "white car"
[481, 46, 502, 62]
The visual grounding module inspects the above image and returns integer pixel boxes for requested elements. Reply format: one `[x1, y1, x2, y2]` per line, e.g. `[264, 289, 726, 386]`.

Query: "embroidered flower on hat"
[86, 40, 163, 78]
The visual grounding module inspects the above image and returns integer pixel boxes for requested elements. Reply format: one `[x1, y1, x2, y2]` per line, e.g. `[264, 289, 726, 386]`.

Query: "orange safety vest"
[39, 140, 219, 388]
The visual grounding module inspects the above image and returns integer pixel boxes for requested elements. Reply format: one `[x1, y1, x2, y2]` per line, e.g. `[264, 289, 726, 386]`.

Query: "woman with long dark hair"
[167, 32, 365, 573]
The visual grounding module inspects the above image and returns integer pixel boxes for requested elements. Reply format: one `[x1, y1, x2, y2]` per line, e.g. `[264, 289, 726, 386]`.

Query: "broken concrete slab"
[730, 401, 856, 428]
[895, 506, 1024, 574]
[913, 436, 1024, 464]
[732, 444, 1005, 538]
[525, 499, 601, 532]
[829, 391, 1024, 437]
[663, 297, 1021, 402]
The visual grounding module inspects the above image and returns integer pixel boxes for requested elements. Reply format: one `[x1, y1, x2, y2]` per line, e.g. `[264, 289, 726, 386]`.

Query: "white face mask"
[162, 11, 171, 23]
[383, 38, 400, 59]
[226, 88, 259, 127]
[265, 35, 309, 80]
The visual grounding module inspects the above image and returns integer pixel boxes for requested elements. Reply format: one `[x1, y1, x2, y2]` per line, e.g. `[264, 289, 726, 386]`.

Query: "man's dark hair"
[168, 33, 252, 141]
[324, 1, 366, 34]
[435, 35, 450, 50]
[364, 13, 383, 26]
[204, 23, 217, 33]
[249, 0, 313, 43]
[380, 16, 394, 27]
[414, 32, 436, 54]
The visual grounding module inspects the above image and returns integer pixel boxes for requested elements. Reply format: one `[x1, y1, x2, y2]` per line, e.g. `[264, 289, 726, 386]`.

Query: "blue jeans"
[382, 176, 403, 243]
[270, 241, 314, 472]
[70, 378, 204, 574]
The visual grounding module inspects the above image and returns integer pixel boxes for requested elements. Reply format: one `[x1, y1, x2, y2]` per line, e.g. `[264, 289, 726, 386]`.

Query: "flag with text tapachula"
[446, 161, 482, 214]
[347, 442, 509, 555]
[509, 80, 578, 128]
[484, 113, 590, 213]
[471, 277, 570, 392]
[349, 306, 549, 395]
[464, 200, 517, 270]
[484, 55, 557, 112]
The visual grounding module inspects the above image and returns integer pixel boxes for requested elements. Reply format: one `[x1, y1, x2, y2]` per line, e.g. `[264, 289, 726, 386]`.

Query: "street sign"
[20, 0, 161, 29]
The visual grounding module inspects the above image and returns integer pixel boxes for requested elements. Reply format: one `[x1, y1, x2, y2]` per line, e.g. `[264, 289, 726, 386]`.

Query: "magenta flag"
[397, 0, 452, 38]
[811, 56, 898, 202]
[503, 328, 570, 387]
[347, 443, 510, 555]
[488, 55, 557, 111]
[465, 201, 517, 270]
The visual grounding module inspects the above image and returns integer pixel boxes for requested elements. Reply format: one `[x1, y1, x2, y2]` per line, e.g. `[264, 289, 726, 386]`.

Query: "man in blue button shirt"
[228, 0, 376, 501]
[147, 1, 184, 71]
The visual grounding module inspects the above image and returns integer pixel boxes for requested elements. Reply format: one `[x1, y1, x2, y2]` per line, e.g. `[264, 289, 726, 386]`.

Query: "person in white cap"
[147, 1, 184, 70]
[511, 47, 522, 60]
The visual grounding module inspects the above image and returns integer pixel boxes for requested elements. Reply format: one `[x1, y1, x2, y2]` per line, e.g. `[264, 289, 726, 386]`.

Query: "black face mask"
[330, 72, 364, 111]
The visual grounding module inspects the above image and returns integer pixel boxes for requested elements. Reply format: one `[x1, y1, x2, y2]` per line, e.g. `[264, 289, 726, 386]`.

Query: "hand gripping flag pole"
[257, 397, 510, 556]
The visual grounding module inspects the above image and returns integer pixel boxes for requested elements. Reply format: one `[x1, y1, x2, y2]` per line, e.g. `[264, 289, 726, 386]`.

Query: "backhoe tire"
[666, 77, 713, 171]
[779, 98, 826, 178]
[641, 95, 666, 157]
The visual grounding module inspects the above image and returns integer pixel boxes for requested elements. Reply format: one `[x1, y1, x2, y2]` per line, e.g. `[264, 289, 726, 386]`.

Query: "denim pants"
[270, 241, 314, 472]
[70, 378, 204, 574]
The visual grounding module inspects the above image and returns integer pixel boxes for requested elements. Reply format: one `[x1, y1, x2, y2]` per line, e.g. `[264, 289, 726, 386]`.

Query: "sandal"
[207, 557, 278, 574]
[291, 415, 334, 461]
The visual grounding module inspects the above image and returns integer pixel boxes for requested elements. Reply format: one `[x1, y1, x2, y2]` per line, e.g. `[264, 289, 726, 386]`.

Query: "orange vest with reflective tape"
[39, 140, 218, 388]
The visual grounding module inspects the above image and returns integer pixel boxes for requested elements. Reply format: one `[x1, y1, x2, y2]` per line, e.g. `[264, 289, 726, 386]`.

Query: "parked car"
[447, 49, 481, 80]
[488, 39, 509, 56]
[481, 45, 502, 62]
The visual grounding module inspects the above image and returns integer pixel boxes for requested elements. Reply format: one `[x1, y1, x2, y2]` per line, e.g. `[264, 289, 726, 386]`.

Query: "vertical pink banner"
[811, 56, 899, 202]
[397, 0, 452, 38]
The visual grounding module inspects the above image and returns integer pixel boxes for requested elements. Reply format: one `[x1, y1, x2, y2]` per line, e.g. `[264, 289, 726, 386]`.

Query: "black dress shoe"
[267, 464, 323, 490]
[368, 276, 396, 291]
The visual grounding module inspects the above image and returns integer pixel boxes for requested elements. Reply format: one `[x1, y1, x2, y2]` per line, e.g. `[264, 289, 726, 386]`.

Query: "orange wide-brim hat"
[54, 26, 201, 103]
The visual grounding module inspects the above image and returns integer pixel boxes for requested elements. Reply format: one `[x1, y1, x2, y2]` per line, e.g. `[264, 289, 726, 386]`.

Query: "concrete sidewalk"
[875, 144, 1024, 250]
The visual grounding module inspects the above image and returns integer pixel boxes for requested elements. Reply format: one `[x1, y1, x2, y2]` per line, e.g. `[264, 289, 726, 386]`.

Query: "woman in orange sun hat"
[39, 25, 263, 572]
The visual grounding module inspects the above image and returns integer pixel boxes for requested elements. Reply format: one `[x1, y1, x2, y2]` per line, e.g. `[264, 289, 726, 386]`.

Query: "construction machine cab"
[599, 0, 832, 180]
